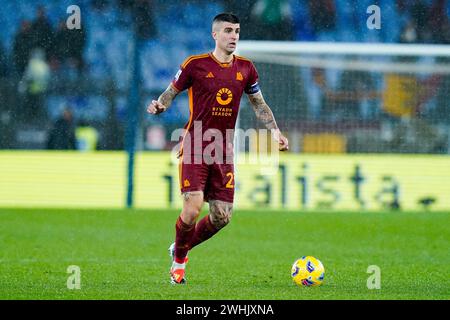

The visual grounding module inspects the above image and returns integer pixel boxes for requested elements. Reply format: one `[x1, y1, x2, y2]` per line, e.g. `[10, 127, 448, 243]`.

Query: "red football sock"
[189, 215, 218, 250]
[174, 216, 195, 264]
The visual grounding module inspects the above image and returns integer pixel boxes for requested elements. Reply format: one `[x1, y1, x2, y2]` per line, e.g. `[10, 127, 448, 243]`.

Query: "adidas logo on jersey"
[236, 72, 243, 81]
[206, 72, 214, 78]
[184, 179, 191, 187]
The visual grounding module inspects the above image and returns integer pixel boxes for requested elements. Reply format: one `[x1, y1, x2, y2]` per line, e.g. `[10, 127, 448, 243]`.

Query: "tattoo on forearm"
[158, 85, 179, 110]
[248, 93, 278, 130]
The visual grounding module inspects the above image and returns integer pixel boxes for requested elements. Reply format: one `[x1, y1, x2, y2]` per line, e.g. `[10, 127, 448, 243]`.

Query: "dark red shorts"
[179, 162, 235, 203]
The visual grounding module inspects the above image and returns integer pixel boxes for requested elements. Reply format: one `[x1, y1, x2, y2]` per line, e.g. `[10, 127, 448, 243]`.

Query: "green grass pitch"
[0, 208, 449, 300]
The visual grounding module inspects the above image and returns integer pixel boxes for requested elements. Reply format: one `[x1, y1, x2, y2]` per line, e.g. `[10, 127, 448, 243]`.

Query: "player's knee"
[209, 200, 233, 229]
[181, 192, 204, 224]
[214, 211, 232, 229]
[181, 204, 202, 224]
[183, 192, 203, 209]
[210, 210, 232, 229]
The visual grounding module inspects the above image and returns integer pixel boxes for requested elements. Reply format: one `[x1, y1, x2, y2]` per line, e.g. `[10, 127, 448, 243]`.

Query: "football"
[291, 256, 325, 287]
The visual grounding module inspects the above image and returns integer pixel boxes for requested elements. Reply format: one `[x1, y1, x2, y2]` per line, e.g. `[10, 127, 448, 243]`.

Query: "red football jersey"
[171, 52, 260, 163]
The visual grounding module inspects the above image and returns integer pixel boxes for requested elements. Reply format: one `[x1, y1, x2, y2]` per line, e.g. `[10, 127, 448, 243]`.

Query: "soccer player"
[147, 13, 289, 284]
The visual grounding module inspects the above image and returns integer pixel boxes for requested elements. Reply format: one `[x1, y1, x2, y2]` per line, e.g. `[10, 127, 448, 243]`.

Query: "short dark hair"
[213, 13, 240, 25]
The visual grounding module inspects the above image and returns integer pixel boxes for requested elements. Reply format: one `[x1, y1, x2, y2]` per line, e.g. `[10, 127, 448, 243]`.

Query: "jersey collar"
[209, 52, 234, 68]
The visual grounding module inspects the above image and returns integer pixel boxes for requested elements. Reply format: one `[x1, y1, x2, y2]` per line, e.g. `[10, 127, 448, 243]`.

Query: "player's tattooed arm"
[158, 84, 179, 109]
[248, 91, 290, 151]
[147, 84, 179, 115]
[247, 91, 278, 131]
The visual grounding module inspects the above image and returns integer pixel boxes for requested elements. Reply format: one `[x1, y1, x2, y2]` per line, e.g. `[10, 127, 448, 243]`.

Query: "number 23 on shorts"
[226, 172, 234, 189]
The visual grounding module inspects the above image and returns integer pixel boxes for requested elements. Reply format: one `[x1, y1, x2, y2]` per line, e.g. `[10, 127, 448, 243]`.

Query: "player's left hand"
[272, 129, 289, 151]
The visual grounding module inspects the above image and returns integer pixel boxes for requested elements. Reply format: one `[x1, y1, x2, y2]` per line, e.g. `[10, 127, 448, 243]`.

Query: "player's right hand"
[147, 100, 167, 115]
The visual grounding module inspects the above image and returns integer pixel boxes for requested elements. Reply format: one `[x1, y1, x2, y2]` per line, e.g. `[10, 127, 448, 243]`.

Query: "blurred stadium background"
[1, 0, 450, 301]
[0, 0, 449, 211]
